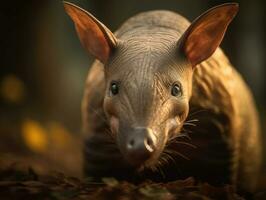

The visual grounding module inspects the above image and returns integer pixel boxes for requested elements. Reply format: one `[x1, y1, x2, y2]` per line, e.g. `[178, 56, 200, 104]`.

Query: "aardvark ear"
[179, 3, 238, 67]
[63, 1, 117, 64]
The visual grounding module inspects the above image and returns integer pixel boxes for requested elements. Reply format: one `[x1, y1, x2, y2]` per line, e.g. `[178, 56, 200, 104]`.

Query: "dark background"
[0, 0, 265, 178]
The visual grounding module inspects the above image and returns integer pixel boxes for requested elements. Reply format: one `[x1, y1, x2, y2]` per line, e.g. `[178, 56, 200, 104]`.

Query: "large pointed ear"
[63, 1, 117, 64]
[179, 3, 238, 67]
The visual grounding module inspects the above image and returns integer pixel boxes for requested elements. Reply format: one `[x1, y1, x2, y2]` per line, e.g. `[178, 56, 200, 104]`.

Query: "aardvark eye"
[110, 81, 119, 95]
[171, 83, 182, 97]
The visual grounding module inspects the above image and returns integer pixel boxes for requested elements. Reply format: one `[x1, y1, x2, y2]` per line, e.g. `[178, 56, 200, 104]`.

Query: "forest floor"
[0, 155, 266, 200]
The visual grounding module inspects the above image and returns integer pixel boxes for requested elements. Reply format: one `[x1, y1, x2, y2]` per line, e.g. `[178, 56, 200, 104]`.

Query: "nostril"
[127, 139, 135, 149]
[146, 137, 152, 146]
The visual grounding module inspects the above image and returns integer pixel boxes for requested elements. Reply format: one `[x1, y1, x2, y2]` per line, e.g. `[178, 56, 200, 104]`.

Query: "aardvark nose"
[126, 127, 156, 165]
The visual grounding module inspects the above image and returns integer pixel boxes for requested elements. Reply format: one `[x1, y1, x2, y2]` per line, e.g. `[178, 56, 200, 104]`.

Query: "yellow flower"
[0, 75, 26, 103]
[22, 119, 48, 153]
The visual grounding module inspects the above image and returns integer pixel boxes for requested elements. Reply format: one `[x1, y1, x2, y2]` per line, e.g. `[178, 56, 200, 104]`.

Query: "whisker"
[183, 122, 197, 127]
[160, 155, 169, 166]
[180, 128, 193, 134]
[164, 149, 190, 161]
[162, 152, 176, 165]
[185, 119, 199, 123]
[180, 135, 192, 141]
[163, 150, 183, 176]
[169, 141, 197, 149]
[168, 132, 191, 142]
[157, 161, 166, 179]
[187, 109, 206, 118]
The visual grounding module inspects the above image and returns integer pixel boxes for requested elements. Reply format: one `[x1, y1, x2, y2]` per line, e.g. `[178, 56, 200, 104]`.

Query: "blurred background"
[0, 0, 265, 180]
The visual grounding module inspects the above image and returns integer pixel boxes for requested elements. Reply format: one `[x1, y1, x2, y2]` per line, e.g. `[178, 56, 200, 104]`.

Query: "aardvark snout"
[124, 127, 157, 166]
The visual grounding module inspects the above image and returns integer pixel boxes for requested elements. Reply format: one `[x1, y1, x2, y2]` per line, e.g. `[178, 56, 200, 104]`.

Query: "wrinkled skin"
[104, 39, 192, 167]
[64, 3, 262, 193]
